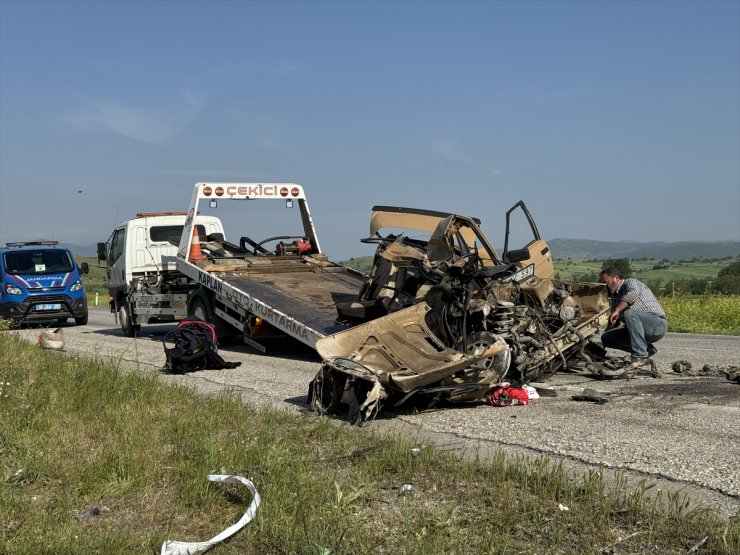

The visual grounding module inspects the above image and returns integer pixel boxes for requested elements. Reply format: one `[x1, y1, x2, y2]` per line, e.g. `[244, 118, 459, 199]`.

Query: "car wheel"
[74, 313, 88, 326]
[465, 331, 511, 380]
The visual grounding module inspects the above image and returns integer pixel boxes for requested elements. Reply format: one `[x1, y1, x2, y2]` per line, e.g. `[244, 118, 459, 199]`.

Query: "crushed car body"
[308, 203, 612, 424]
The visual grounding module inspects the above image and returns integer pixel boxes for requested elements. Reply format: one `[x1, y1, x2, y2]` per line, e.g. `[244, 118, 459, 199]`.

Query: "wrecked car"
[308, 203, 613, 424]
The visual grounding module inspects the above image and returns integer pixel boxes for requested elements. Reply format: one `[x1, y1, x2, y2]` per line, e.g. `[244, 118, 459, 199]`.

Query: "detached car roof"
[369, 206, 482, 235]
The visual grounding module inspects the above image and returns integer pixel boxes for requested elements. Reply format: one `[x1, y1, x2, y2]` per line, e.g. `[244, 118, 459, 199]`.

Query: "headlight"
[70, 280, 83, 292]
[4, 283, 22, 295]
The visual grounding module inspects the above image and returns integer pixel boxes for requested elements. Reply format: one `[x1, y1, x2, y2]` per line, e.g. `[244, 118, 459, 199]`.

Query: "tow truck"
[101, 183, 366, 351]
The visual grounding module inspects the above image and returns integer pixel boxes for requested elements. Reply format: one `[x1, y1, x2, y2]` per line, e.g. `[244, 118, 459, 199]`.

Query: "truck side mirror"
[97, 242, 108, 264]
[80, 262, 90, 275]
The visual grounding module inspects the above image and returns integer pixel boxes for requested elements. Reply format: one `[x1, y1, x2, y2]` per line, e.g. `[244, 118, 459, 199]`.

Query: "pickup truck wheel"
[119, 302, 139, 337]
[74, 312, 88, 326]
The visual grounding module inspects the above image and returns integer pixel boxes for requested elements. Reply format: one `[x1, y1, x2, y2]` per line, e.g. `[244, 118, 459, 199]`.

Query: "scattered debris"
[161, 474, 260, 555]
[523, 384, 540, 400]
[76, 506, 104, 521]
[558, 503, 569, 511]
[571, 388, 608, 404]
[529, 383, 558, 397]
[723, 366, 740, 384]
[672, 360, 692, 374]
[38, 328, 64, 350]
[672, 361, 740, 382]
[594, 357, 660, 380]
[688, 535, 709, 552]
[486, 383, 531, 407]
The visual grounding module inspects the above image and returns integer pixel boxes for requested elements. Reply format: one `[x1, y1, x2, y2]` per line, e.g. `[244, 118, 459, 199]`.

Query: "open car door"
[501, 201, 555, 280]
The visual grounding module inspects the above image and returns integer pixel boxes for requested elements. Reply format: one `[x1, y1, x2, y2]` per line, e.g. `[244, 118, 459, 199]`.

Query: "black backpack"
[163, 316, 241, 373]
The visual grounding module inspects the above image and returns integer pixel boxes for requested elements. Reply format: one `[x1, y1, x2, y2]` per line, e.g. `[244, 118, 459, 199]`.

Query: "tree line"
[566, 259, 740, 296]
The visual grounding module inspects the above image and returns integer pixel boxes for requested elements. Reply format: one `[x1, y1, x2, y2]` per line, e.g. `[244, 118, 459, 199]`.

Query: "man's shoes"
[627, 356, 660, 378]
[630, 345, 657, 361]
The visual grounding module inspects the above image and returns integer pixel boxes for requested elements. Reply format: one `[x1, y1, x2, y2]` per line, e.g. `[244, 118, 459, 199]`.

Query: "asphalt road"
[13, 307, 740, 516]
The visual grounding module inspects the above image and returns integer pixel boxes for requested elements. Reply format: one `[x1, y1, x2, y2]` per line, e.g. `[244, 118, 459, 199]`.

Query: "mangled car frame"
[308, 202, 613, 424]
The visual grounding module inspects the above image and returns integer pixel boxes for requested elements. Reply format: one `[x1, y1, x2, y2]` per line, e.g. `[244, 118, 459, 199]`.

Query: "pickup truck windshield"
[3, 249, 75, 275]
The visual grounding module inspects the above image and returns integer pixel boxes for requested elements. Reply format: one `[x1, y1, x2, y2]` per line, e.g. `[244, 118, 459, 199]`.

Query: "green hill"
[547, 239, 739, 260]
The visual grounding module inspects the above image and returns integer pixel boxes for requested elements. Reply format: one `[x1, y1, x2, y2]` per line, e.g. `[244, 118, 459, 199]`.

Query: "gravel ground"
[12, 308, 740, 516]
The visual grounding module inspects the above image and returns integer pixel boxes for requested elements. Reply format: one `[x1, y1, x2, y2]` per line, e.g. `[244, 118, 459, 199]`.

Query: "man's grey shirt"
[612, 278, 666, 318]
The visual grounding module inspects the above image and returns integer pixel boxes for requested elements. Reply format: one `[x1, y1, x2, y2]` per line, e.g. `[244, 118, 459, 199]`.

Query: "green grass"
[1, 333, 738, 554]
[341, 255, 374, 274]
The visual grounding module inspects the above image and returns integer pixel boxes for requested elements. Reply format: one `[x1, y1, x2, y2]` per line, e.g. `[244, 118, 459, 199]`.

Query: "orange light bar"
[136, 212, 188, 217]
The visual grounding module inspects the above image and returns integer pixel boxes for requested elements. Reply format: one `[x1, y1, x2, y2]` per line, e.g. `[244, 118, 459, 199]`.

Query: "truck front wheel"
[119, 302, 140, 337]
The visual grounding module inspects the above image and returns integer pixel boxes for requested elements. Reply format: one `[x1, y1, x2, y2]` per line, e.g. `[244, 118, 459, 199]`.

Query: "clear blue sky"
[1, 0, 738, 260]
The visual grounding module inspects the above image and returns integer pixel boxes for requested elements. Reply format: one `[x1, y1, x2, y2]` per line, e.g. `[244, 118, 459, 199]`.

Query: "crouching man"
[599, 267, 667, 364]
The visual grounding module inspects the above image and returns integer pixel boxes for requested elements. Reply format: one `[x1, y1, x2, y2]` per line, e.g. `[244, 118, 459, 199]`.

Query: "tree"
[601, 258, 632, 279]
[714, 260, 740, 295]
[717, 260, 740, 278]
[686, 278, 707, 295]
[713, 275, 740, 295]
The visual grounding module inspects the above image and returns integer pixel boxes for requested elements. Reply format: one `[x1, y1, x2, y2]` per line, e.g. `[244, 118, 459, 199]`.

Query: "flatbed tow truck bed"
[190, 252, 364, 344]
[171, 182, 367, 350]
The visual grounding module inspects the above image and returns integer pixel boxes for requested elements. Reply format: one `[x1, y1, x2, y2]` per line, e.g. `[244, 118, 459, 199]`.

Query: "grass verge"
[1, 333, 738, 554]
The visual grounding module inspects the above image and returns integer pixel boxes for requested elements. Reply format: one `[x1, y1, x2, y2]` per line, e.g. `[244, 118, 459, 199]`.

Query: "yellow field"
[662, 294, 740, 335]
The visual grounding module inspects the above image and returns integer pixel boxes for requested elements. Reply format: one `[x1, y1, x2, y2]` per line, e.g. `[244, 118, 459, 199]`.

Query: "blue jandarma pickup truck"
[0, 241, 89, 325]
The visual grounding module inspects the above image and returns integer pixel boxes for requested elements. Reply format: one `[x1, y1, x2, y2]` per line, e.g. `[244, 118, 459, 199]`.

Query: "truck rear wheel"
[188, 295, 212, 322]
[188, 293, 239, 343]
[119, 302, 140, 337]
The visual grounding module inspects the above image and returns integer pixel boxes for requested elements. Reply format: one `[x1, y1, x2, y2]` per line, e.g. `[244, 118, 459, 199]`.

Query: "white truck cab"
[100, 212, 224, 336]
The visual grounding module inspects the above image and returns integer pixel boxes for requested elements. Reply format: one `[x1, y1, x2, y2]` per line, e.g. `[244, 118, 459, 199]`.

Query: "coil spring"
[491, 304, 515, 333]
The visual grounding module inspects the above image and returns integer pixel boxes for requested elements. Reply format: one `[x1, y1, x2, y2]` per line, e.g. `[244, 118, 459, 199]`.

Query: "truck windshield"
[150, 224, 206, 244]
[3, 249, 75, 275]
